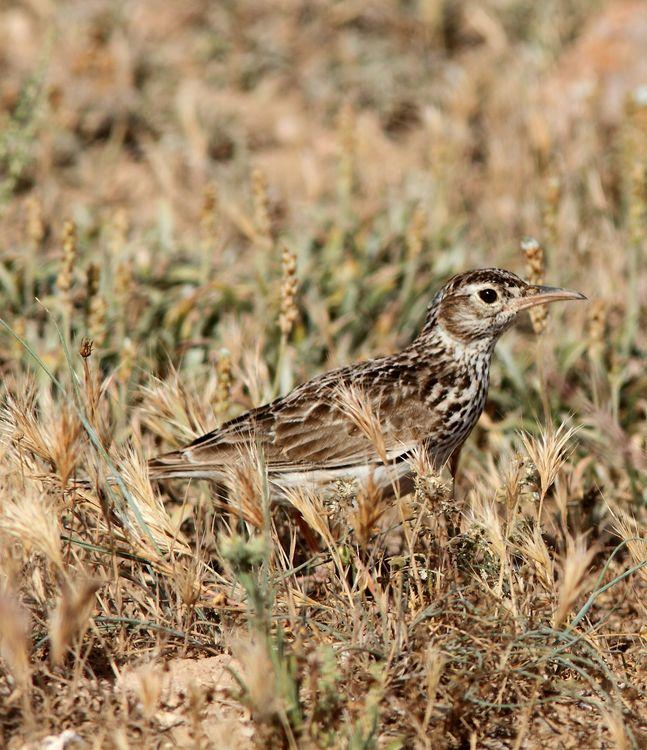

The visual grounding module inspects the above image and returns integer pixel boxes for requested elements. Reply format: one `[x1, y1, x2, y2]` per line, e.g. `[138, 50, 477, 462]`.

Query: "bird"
[148, 269, 585, 503]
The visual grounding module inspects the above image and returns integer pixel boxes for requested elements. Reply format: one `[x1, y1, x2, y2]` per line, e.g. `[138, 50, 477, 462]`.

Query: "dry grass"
[0, 1, 645, 748]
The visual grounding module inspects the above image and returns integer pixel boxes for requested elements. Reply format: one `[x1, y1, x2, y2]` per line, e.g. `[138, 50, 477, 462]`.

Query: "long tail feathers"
[147, 450, 223, 481]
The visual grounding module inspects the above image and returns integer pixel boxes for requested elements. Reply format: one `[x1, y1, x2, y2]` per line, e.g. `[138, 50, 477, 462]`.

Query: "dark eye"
[478, 288, 498, 304]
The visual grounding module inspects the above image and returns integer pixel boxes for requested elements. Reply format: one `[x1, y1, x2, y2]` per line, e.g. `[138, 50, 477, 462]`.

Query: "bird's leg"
[294, 510, 321, 554]
[449, 445, 462, 491]
[445, 445, 463, 538]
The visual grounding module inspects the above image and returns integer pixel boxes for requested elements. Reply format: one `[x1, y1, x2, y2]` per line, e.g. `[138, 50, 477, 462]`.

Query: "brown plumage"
[149, 269, 585, 498]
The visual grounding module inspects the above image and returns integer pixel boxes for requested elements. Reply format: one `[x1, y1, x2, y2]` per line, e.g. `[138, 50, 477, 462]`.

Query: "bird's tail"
[147, 449, 224, 481]
[64, 452, 223, 491]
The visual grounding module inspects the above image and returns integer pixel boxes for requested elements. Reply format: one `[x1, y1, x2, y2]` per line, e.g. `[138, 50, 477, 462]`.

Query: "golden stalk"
[521, 236, 547, 335]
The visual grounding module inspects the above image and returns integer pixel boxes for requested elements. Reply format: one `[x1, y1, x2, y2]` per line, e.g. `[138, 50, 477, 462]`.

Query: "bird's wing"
[149, 357, 440, 478]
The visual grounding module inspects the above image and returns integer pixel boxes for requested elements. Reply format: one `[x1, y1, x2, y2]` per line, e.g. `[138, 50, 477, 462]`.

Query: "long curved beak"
[513, 285, 587, 312]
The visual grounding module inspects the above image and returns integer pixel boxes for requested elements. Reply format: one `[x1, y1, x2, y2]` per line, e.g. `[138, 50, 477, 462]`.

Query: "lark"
[149, 269, 585, 498]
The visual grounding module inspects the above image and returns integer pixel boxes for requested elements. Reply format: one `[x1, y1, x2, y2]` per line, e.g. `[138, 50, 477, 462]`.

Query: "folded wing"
[148, 357, 441, 482]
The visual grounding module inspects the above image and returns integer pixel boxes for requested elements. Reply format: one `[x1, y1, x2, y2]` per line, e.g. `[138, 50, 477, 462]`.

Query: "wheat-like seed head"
[139, 366, 215, 445]
[521, 235, 547, 335]
[334, 384, 387, 465]
[587, 299, 606, 354]
[1, 489, 64, 571]
[0, 593, 31, 689]
[214, 348, 232, 422]
[251, 167, 272, 250]
[520, 421, 579, 501]
[223, 444, 268, 529]
[347, 476, 388, 549]
[515, 524, 554, 590]
[553, 534, 596, 628]
[282, 486, 333, 547]
[173, 555, 203, 609]
[2, 385, 84, 489]
[115, 259, 133, 314]
[609, 508, 647, 583]
[49, 578, 101, 666]
[25, 194, 44, 251]
[57, 218, 77, 302]
[278, 243, 299, 338]
[118, 447, 191, 557]
[469, 492, 507, 569]
[89, 297, 107, 348]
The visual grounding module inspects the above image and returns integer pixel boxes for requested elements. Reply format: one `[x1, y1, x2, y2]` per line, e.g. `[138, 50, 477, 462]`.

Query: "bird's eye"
[478, 288, 498, 304]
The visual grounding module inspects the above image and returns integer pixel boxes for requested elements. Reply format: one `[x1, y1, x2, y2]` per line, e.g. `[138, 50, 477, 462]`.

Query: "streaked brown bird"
[149, 269, 585, 500]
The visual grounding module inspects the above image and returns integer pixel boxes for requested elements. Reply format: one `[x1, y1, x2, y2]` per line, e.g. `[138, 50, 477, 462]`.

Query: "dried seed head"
[214, 348, 232, 421]
[223, 445, 266, 528]
[49, 578, 101, 666]
[115, 259, 132, 300]
[520, 421, 578, 501]
[553, 535, 596, 628]
[348, 477, 388, 548]
[200, 182, 222, 272]
[621, 95, 647, 239]
[587, 300, 606, 353]
[118, 447, 192, 557]
[87, 264, 107, 349]
[118, 337, 135, 384]
[610, 509, 647, 584]
[0, 593, 30, 689]
[1, 493, 63, 571]
[521, 236, 547, 334]
[517, 524, 554, 590]
[282, 486, 333, 545]
[57, 219, 77, 299]
[113, 259, 133, 341]
[521, 236, 544, 282]
[79, 337, 93, 359]
[335, 385, 387, 465]
[251, 168, 272, 249]
[25, 194, 44, 250]
[52, 404, 84, 488]
[175, 556, 202, 608]
[278, 244, 298, 337]
[85, 262, 99, 302]
[89, 296, 107, 347]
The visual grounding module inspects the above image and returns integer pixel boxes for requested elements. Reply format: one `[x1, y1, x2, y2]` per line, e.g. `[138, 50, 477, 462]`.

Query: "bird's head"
[424, 268, 586, 345]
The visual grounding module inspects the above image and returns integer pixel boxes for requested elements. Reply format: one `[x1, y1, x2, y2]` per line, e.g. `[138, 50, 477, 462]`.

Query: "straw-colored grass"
[0, 2, 645, 748]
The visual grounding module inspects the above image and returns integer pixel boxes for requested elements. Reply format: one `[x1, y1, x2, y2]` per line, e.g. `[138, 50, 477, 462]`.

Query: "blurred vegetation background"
[0, 1, 645, 748]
